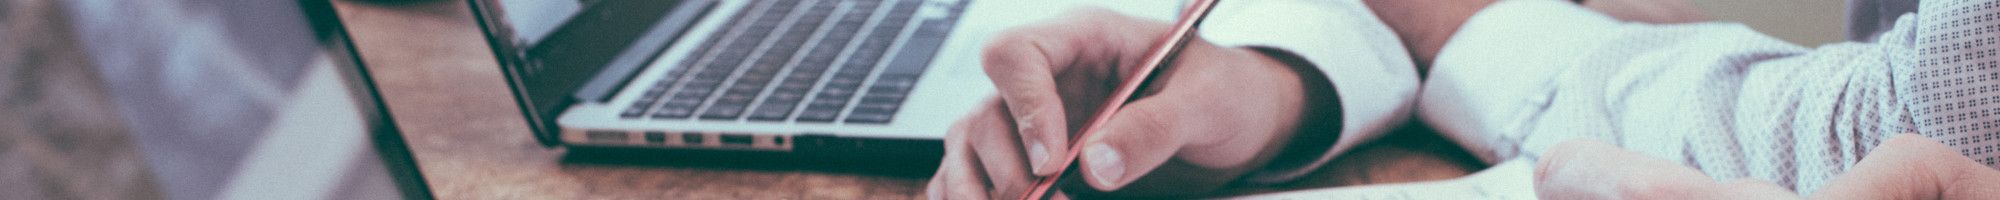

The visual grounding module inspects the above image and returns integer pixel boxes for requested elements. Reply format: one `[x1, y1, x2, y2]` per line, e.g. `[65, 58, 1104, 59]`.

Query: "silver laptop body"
[470, 0, 1177, 159]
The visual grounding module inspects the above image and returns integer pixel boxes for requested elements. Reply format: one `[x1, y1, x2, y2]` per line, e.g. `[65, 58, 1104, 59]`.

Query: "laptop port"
[585, 131, 627, 143]
[719, 133, 754, 146]
[682, 132, 705, 145]
[643, 131, 667, 144]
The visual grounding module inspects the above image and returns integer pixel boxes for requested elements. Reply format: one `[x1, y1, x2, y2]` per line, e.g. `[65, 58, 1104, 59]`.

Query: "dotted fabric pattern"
[1507, 24, 1920, 194]
[1908, 0, 2000, 171]
[1490, 1, 2000, 194]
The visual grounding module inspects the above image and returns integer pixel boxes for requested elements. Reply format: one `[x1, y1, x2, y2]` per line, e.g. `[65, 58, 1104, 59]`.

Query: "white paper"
[1224, 159, 1539, 200]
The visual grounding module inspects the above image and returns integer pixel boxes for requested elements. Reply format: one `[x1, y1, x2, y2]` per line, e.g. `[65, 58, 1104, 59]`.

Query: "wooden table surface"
[333, 0, 1486, 199]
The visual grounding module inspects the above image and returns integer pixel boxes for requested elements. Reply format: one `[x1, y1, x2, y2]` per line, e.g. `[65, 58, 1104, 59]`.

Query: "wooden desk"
[332, 0, 1484, 199]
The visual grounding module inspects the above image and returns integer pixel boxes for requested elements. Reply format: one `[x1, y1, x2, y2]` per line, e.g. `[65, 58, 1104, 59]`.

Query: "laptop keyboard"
[618, 0, 963, 124]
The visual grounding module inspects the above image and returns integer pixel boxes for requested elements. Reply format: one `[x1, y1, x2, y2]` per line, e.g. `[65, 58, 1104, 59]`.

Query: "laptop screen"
[482, 0, 584, 50]
[470, 0, 716, 144]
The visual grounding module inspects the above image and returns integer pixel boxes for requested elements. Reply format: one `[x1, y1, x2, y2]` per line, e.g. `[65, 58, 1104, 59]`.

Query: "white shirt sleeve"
[1200, 0, 1421, 184]
[1423, 0, 1927, 194]
[1419, 0, 1630, 165]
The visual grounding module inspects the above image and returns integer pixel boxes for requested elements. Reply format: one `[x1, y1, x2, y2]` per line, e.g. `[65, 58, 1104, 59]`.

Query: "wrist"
[1230, 47, 1345, 185]
[1220, 46, 1342, 166]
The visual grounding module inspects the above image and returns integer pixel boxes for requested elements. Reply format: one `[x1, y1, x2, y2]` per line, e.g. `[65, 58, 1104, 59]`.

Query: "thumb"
[1075, 97, 1193, 191]
[1534, 140, 1800, 200]
[1808, 133, 2000, 200]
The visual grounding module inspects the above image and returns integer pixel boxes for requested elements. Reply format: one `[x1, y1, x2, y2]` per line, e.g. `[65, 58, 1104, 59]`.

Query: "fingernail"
[1027, 140, 1050, 172]
[1085, 144, 1124, 185]
[927, 186, 941, 200]
[1018, 113, 1054, 173]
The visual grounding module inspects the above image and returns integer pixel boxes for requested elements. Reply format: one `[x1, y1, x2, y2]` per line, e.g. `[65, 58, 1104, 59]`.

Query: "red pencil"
[1018, 0, 1221, 199]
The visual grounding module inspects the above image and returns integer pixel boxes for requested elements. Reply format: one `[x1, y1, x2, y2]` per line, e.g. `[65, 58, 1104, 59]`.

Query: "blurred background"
[1, 0, 409, 199]
[1695, 0, 1847, 46]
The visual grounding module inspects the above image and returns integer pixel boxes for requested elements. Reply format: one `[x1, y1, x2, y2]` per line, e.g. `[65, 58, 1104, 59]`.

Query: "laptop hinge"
[571, 0, 719, 103]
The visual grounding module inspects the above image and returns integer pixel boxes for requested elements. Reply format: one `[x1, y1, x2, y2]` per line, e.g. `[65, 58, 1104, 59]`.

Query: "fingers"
[980, 8, 1167, 176]
[963, 101, 1034, 199]
[1075, 97, 1192, 191]
[1027, 32, 1305, 193]
[1535, 140, 1710, 199]
[1534, 140, 1800, 200]
[937, 151, 992, 200]
[968, 6, 1305, 196]
[930, 100, 1004, 200]
[931, 122, 992, 200]
[1165, 44, 1310, 169]
[980, 33, 1075, 176]
[979, 13, 1096, 177]
[1065, 76, 1288, 195]
[1809, 134, 2000, 200]
[1533, 134, 2000, 200]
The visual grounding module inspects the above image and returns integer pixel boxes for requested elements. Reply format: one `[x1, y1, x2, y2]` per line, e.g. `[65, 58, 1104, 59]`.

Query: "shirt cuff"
[1201, 0, 1420, 184]
[1421, 0, 1623, 163]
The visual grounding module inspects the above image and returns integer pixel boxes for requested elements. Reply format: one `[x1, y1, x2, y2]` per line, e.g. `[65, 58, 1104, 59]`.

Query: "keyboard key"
[847, 90, 907, 124]
[820, 87, 856, 98]
[769, 90, 807, 102]
[748, 102, 797, 121]
[882, 20, 955, 76]
[641, 88, 669, 97]
[659, 62, 696, 79]
[791, 65, 827, 75]
[620, 107, 647, 118]
[713, 0, 831, 122]
[631, 98, 660, 108]
[663, 97, 701, 106]
[810, 96, 849, 106]
[727, 83, 762, 93]
[634, 0, 964, 124]
[782, 73, 820, 84]
[796, 106, 843, 122]
[844, 112, 893, 124]
[777, 80, 814, 90]
[652, 107, 695, 119]
[673, 89, 712, 99]
[827, 76, 863, 87]
[869, 75, 918, 94]
[857, 95, 905, 107]
[854, 101, 898, 112]
[837, 69, 873, 78]
[718, 93, 755, 105]
[885, 0, 921, 22]
[687, 75, 725, 87]
[701, 103, 748, 119]
[740, 71, 775, 82]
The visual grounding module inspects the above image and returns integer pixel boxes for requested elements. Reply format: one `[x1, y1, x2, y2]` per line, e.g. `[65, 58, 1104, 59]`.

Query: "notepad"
[1222, 159, 1539, 200]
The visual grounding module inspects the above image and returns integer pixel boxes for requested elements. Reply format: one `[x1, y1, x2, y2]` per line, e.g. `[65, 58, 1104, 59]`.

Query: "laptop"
[468, 0, 1180, 159]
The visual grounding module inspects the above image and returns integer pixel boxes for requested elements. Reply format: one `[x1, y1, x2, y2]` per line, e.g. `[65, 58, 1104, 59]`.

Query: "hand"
[926, 8, 1339, 199]
[1534, 134, 2000, 199]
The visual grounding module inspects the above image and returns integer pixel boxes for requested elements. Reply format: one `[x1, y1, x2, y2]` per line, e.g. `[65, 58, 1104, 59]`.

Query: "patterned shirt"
[1418, 0, 1999, 195]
